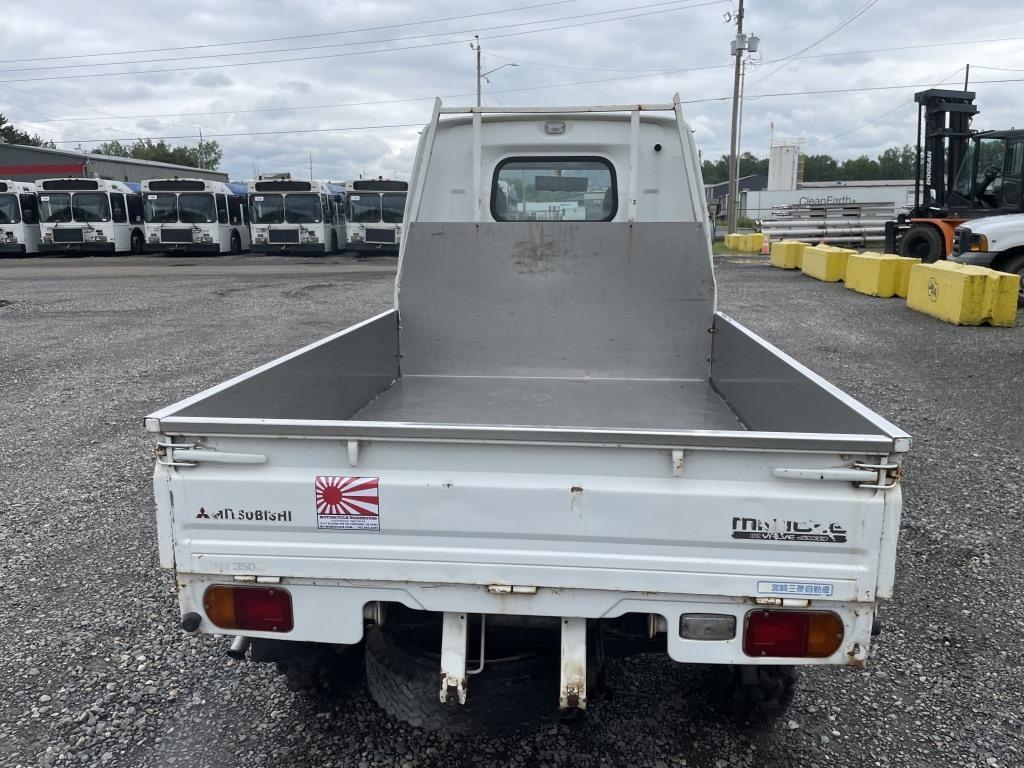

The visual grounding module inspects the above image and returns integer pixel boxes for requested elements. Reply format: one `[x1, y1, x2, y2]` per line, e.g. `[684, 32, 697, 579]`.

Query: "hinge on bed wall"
[851, 461, 901, 490]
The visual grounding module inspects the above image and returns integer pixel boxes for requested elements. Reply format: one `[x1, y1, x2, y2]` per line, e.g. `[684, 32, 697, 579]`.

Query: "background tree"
[0, 114, 55, 148]
[93, 137, 223, 170]
[702, 143, 918, 184]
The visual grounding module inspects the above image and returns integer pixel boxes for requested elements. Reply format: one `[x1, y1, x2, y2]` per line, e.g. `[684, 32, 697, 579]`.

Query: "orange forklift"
[885, 89, 1024, 261]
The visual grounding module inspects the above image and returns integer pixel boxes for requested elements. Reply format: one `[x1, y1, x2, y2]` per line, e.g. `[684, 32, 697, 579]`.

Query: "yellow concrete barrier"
[844, 252, 921, 298]
[906, 261, 1020, 327]
[770, 240, 806, 270]
[725, 232, 767, 252]
[743, 232, 766, 253]
[801, 245, 855, 282]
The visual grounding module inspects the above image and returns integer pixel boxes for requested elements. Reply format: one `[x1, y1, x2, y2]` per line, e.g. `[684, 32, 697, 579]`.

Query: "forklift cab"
[949, 131, 1024, 216]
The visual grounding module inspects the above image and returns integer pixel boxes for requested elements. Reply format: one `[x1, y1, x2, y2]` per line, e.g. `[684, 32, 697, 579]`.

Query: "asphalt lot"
[2, 253, 1022, 768]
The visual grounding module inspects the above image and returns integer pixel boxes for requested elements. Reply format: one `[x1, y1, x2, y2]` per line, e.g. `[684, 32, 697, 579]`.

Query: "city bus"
[36, 178, 145, 255]
[0, 180, 41, 256]
[343, 178, 407, 255]
[141, 179, 250, 255]
[247, 179, 346, 255]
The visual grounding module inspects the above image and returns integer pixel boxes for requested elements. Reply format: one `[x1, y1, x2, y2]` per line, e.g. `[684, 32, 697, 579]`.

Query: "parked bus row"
[0, 177, 407, 257]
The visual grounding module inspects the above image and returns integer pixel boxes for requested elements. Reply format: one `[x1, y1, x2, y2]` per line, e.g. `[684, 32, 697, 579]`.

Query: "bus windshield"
[144, 193, 178, 223]
[39, 193, 72, 223]
[0, 194, 20, 224]
[72, 192, 111, 222]
[250, 194, 285, 224]
[382, 192, 406, 224]
[348, 193, 381, 223]
[285, 193, 322, 224]
[178, 193, 217, 224]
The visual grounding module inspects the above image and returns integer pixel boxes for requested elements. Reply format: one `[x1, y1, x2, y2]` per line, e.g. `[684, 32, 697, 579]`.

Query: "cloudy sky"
[2, 0, 1022, 181]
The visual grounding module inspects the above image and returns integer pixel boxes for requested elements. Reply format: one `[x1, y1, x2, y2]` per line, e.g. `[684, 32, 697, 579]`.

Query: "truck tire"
[364, 624, 559, 735]
[718, 665, 798, 722]
[898, 223, 944, 263]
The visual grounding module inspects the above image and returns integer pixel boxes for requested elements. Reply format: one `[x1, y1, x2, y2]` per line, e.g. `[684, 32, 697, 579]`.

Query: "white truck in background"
[148, 97, 909, 734]
[952, 212, 1024, 306]
[0, 180, 41, 255]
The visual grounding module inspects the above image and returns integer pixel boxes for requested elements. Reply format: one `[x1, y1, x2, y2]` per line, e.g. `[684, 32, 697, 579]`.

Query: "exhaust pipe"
[226, 635, 252, 660]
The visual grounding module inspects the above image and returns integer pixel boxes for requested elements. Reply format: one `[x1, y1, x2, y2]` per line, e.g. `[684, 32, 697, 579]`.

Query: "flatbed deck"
[353, 375, 743, 431]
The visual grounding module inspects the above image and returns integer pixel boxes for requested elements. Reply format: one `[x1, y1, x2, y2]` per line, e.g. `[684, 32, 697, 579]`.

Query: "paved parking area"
[2, 254, 1021, 768]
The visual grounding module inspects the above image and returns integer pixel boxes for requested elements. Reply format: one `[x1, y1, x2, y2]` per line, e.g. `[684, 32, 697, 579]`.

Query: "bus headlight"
[94, 231, 107, 241]
[255, 232, 266, 242]
[149, 231, 159, 241]
[350, 231, 363, 241]
[3, 231, 16, 243]
[200, 233, 213, 243]
[43, 231, 53, 242]
[306, 233, 318, 242]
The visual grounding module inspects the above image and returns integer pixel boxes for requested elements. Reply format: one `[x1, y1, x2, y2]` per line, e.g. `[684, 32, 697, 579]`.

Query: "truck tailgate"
[159, 435, 896, 604]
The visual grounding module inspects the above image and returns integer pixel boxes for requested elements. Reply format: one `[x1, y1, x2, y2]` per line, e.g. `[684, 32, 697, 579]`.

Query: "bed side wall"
[709, 312, 892, 436]
[174, 311, 399, 420]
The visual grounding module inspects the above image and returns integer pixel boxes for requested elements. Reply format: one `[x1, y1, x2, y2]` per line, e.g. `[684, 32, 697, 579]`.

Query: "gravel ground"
[1, 253, 1022, 768]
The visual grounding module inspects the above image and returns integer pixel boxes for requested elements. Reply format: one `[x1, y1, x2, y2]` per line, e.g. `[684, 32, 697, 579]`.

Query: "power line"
[746, 0, 879, 90]
[0, 1, 722, 81]
[0, 1, 579, 65]
[35, 76, 1024, 146]
[16, 33, 1024, 127]
[807, 65, 967, 148]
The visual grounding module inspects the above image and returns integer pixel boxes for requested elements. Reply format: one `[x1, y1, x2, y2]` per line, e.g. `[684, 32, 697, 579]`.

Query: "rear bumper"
[174, 572, 876, 667]
[39, 242, 116, 254]
[145, 243, 221, 255]
[252, 242, 327, 255]
[0, 243, 27, 254]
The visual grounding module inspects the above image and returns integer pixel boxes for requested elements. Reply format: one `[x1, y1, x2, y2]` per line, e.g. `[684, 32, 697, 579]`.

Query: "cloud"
[2, 0, 1022, 180]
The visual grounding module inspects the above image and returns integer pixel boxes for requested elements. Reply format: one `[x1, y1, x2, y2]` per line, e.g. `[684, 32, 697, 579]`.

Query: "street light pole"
[726, 0, 744, 233]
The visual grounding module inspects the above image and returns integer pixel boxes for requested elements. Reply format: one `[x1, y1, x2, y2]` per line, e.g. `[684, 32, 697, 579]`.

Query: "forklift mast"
[912, 89, 978, 216]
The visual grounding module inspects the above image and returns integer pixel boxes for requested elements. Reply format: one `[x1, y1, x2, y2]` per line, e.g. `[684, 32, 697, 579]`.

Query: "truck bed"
[151, 308, 906, 454]
[353, 375, 743, 431]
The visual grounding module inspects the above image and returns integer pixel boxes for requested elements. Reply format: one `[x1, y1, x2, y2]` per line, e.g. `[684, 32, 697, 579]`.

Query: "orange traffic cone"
[760, 236, 771, 255]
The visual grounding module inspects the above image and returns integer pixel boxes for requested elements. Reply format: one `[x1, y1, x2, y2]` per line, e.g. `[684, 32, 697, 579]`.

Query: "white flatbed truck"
[148, 97, 909, 733]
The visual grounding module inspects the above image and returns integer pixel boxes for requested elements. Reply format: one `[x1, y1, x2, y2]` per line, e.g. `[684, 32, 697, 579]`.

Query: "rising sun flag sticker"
[315, 476, 380, 530]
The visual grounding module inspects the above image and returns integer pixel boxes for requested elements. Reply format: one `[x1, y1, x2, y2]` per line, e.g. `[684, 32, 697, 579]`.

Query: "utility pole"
[471, 35, 517, 108]
[726, 0, 744, 234]
[474, 35, 482, 107]
[309, 153, 313, 181]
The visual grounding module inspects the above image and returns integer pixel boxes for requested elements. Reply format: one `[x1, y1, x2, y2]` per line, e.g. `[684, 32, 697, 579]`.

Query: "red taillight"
[203, 585, 293, 633]
[743, 610, 843, 658]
